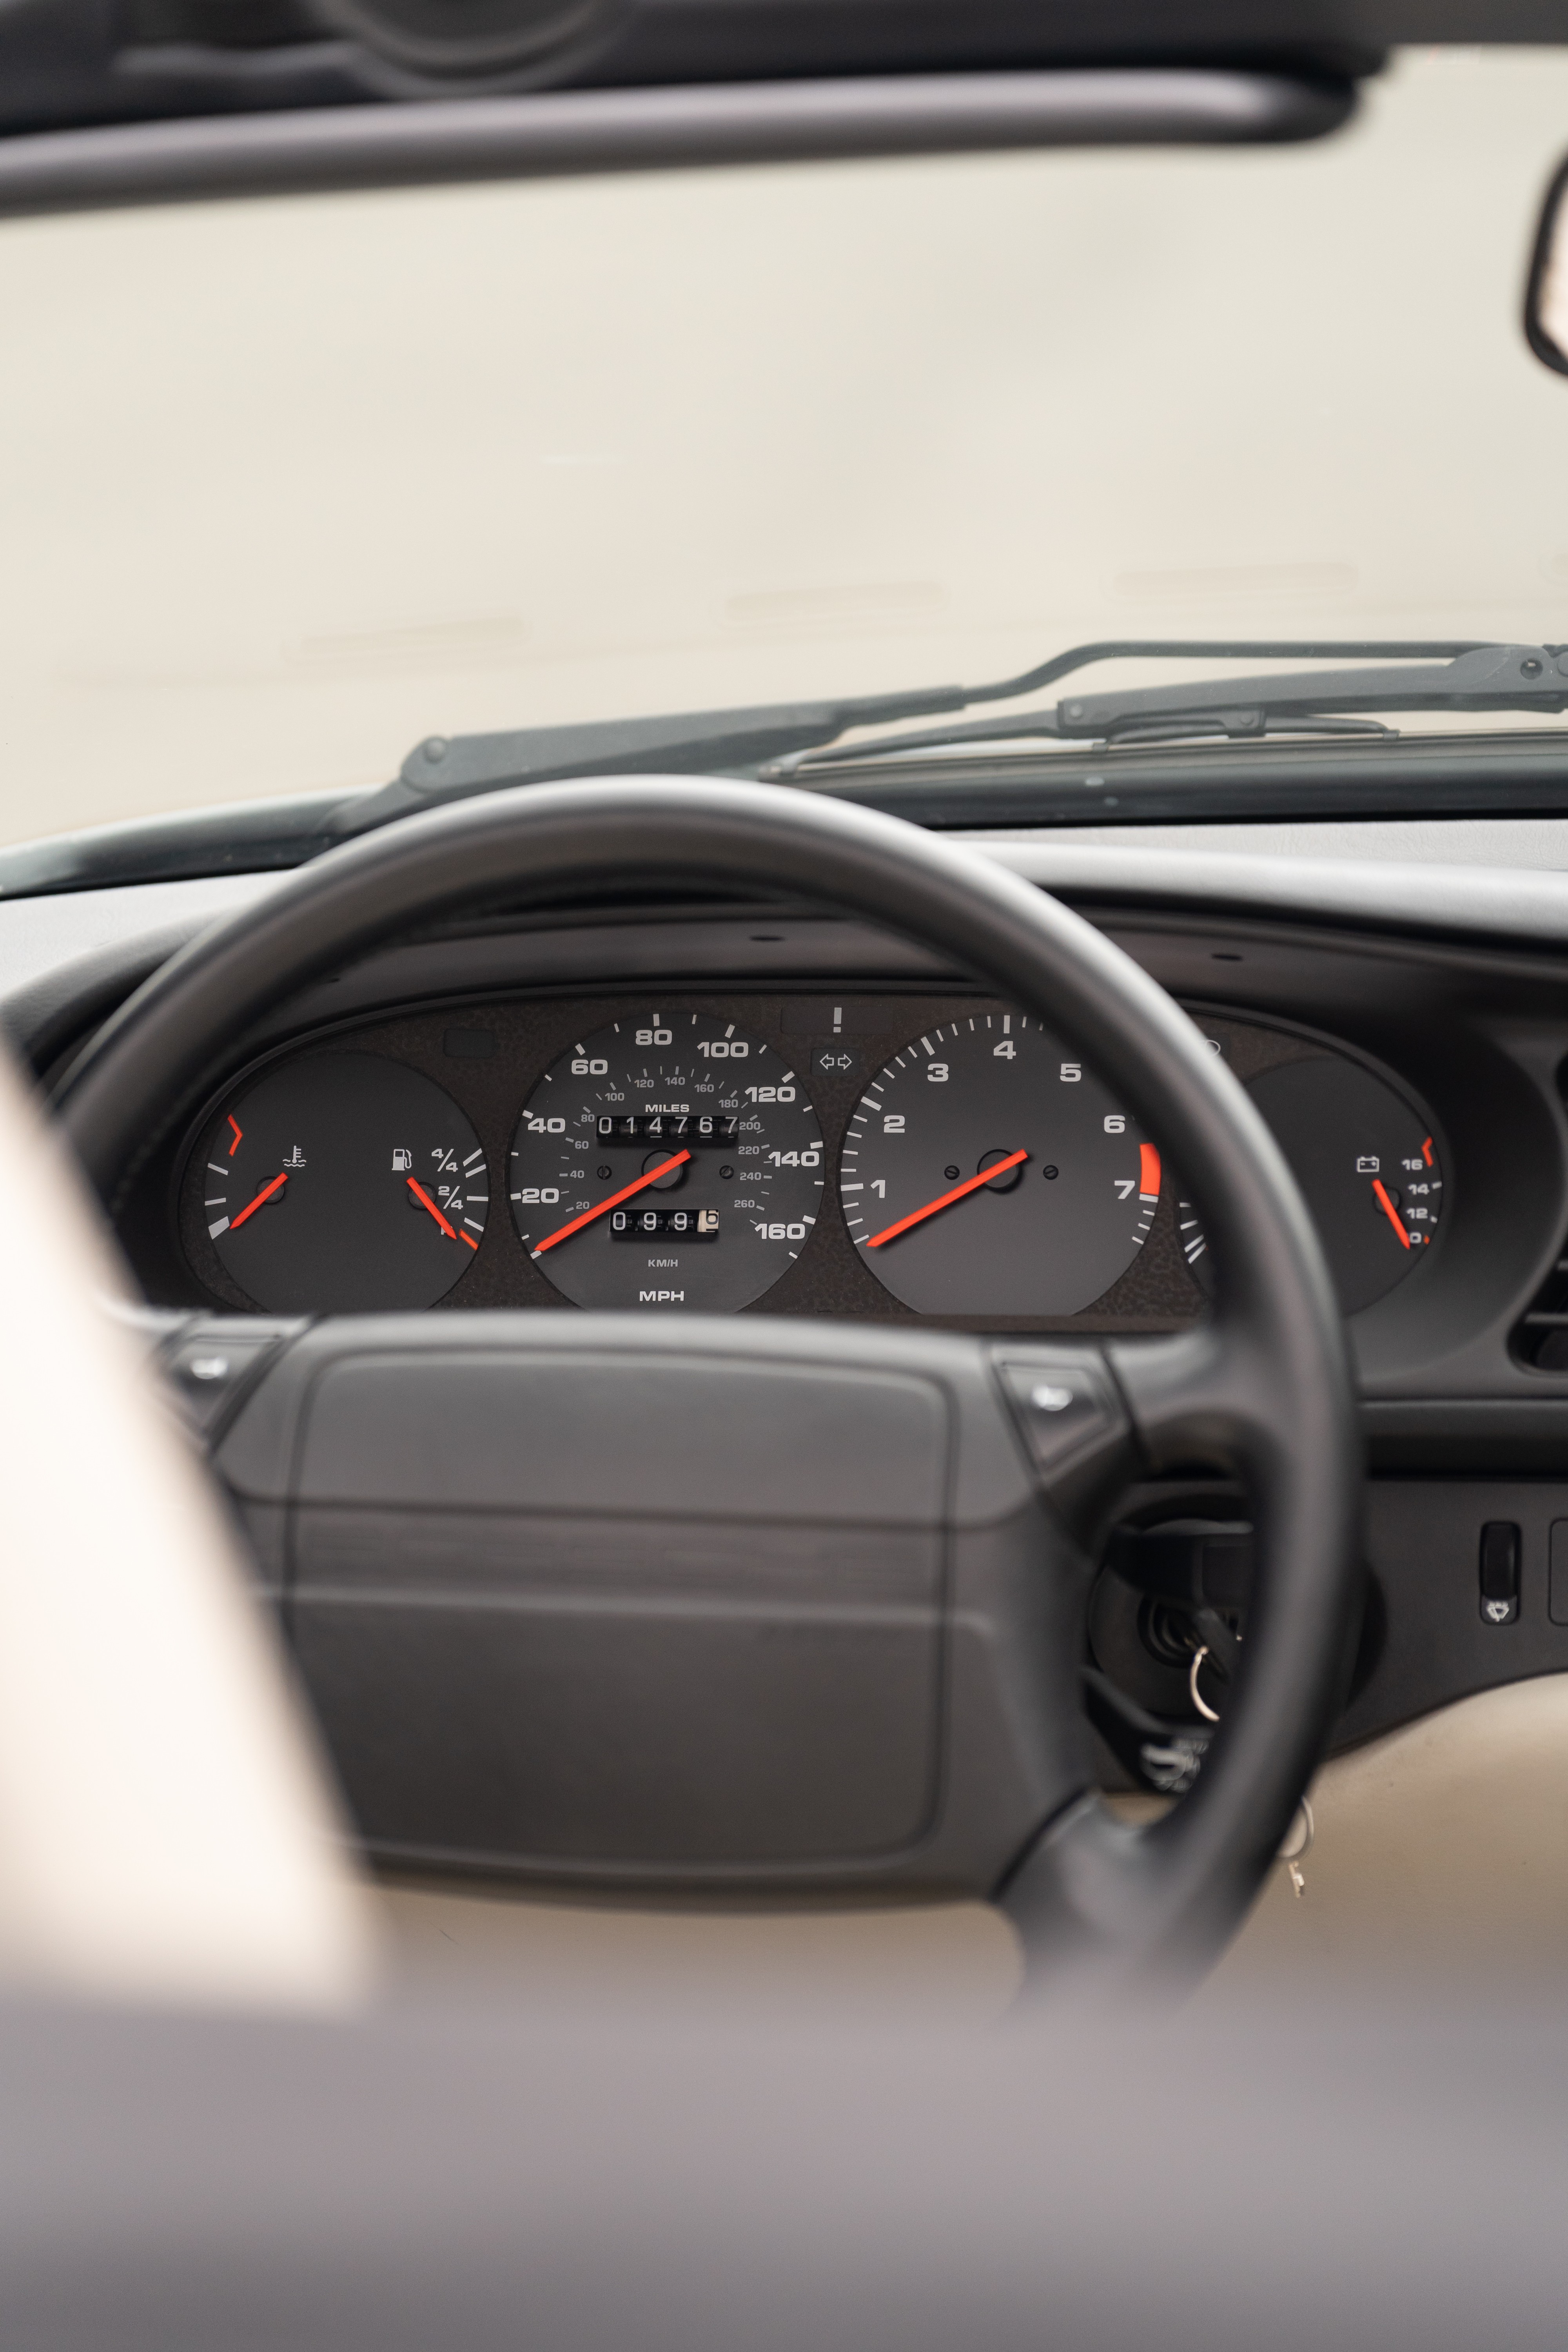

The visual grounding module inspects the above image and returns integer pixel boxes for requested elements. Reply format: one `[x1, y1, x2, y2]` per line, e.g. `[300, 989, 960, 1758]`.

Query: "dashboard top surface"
[8, 813, 1568, 1032]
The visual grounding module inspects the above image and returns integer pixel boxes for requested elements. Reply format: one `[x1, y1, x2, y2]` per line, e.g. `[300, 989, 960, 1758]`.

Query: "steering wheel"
[56, 778, 1359, 1994]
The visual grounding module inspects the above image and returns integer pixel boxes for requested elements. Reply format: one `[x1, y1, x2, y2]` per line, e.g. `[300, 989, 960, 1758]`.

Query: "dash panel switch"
[1479, 1521, 1520, 1625]
[1549, 1522, 1568, 1626]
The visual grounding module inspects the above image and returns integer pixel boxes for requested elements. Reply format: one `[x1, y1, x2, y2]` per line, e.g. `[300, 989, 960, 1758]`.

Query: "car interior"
[5, 0, 1568, 2339]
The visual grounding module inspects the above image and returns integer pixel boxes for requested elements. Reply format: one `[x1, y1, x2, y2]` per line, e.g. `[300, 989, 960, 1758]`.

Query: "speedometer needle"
[866, 1150, 1029, 1248]
[227, 1170, 288, 1231]
[531, 1149, 693, 1256]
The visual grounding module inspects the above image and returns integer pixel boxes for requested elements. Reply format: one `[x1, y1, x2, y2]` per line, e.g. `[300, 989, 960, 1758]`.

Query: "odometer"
[843, 1013, 1159, 1316]
[511, 1011, 824, 1310]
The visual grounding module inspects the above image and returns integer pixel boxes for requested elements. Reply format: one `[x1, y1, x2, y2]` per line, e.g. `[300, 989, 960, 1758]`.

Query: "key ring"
[1189, 1645, 1222, 1722]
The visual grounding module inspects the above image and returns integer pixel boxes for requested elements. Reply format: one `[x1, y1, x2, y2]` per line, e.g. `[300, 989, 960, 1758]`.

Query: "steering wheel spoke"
[991, 1344, 1139, 1542]
[1109, 1322, 1297, 1483]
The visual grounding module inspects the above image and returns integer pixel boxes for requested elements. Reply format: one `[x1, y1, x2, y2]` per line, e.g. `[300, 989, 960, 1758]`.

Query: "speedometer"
[510, 1011, 824, 1310]
[842, 1012, 1159, 1316]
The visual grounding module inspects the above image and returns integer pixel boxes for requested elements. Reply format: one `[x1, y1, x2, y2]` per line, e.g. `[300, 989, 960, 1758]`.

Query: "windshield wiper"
[773, 643, 1568, 773]
[773, 709, 1400, 767]
[334, 637, 1496, 837]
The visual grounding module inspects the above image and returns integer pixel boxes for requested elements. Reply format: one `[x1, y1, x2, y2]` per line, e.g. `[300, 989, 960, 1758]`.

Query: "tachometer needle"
[408, 1175, 477, 1247]
[1372, 1176, 1411, 1249]
[866, 1150, 1029, 1248]
[227, 1170, 288, 1231]
[531, 1149, 692, 1256]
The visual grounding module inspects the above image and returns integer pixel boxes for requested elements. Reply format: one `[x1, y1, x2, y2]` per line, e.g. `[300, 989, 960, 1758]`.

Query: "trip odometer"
[843, 1013, 1160, 1317]
[511, 1011, 824, 1310]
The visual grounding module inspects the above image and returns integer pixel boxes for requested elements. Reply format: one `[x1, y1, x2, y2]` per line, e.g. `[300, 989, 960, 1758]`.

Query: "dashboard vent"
[1514, 1255, 1568, 1370]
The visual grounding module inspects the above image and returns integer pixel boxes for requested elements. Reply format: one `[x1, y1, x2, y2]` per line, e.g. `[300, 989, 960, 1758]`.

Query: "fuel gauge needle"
[867, 1150, 1029, 1247]
[227, 1170, 288, 1231]
[532, 1149, 692, 1256]
[1372, 1176, 1411, 1249]
[408, 1176, 477, 1247]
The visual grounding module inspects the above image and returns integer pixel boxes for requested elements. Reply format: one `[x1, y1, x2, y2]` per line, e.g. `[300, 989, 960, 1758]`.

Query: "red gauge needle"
[227, 1170, 288, 1231]
[1372, 1176, 1411, 1249]
[531, 1149, 692, 1256]
[866, 1149, 1029, 1248]
[408, 1175, 477, 1249]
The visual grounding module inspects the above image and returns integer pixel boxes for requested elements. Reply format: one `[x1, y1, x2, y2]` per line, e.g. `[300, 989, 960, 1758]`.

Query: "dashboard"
[16, 823, 1568, 1795]
[174, 987, 1443, 1333]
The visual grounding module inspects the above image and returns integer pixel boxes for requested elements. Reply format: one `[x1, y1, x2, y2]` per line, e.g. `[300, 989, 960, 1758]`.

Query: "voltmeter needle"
[1372, 1176, 1411, 1249]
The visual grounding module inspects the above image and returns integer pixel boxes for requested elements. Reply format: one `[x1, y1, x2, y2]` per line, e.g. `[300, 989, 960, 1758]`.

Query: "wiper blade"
[774, 709, 1397, 770]
[777, 643, 1568, 773]
[336, 637, 1492, 837]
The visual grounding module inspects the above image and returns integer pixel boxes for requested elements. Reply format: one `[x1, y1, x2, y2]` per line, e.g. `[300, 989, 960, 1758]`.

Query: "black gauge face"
[842, 1013, 1159, 1316]
[1245, 1055, 1442, 1315]
[511, 1011, 824, 1310]
[203, 1053, 488, 1313]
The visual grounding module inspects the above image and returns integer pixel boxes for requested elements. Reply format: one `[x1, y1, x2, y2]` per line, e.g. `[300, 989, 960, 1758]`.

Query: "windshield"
[4, 44, 1568, 849]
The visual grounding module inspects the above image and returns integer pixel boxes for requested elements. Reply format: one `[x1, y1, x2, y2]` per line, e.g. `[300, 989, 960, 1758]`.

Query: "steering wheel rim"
[56, 776, 1360, 1990]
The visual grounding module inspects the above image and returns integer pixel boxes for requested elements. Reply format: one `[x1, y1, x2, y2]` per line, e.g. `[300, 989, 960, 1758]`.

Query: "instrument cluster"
[179, 989, 1444, 1329]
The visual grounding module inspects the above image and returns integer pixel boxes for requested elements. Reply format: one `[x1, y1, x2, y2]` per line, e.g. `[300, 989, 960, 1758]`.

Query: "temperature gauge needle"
[532, 1149, 692, 1256]
[1372, 1176, 1411, 1249]
[408, 1176, 477, 1248]
[866, 1150, 1029, 1248]
[227, 1170, 289, 1231]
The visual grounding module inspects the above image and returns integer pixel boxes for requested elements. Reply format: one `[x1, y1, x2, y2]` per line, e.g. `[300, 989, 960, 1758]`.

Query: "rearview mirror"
[1526, 157, 1568, 372]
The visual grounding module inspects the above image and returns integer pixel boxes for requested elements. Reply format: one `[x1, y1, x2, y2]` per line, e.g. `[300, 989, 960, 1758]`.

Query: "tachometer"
[204, 1052, 488, 1313]
[511, 1011, 824, 1310]
[843, 1013, 1159, 1316]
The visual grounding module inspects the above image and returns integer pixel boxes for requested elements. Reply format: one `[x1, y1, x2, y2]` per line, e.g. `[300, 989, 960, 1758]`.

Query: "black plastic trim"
[1524, 149, 1568, 377]
[0, 70, 1355, 217]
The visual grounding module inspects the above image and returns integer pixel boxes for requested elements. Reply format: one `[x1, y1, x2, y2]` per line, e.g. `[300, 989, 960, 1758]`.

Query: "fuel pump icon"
[392, 1146, 412, 1172]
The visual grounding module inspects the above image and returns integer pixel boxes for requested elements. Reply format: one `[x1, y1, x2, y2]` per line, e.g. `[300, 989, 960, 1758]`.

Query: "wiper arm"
[336, 637, 1497, 837]
[1053, 642, 1568, 737]
[775, 643, 1568, 773]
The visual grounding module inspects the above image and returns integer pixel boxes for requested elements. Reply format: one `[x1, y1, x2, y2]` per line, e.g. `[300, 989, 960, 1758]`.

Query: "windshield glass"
[3, 45, 1568, 848]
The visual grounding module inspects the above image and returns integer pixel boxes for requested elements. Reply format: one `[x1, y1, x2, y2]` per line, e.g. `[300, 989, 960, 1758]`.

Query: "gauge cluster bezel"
[170, 979, 1448, 1334]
